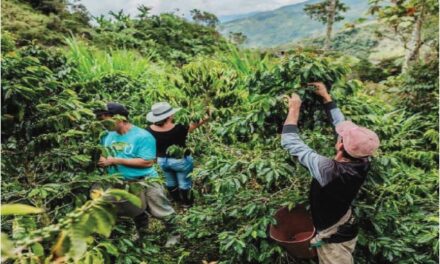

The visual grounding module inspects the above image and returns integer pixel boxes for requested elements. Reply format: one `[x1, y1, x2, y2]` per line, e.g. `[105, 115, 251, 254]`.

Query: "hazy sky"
[80, 0, 307, 18]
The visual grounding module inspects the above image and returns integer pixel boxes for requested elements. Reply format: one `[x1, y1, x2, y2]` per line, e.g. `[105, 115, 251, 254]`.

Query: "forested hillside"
[219, 0, 370, 47]
[1, 0, 438, 263]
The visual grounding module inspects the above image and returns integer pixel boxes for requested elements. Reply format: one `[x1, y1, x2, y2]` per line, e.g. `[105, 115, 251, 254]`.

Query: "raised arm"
[188, 108, 211, 133]
[309, 82, 345, 128]
[281, 93, 335, 187]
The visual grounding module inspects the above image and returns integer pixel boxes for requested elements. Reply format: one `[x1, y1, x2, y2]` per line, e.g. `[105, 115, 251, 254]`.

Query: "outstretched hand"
[283, 93, 301, 126]
[308, 82, 332, 103]
[98, 156, 115, 167]
[288, 93, 302, 111]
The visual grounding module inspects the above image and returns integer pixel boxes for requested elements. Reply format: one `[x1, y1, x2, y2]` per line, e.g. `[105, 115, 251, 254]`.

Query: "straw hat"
[146, 102, 181, 123]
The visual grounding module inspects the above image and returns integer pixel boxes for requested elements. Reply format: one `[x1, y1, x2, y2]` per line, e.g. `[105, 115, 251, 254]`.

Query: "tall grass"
[64, 38, 163, 82]
[219, 44, 275, 76]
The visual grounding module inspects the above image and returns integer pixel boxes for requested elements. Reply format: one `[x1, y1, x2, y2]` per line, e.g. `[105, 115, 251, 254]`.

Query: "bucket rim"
[269, 226, 316, 244]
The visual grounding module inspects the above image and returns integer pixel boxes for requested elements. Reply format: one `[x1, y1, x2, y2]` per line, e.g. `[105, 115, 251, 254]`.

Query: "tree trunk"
[324, 0, 337, 50]
[403, 5, 425, 72]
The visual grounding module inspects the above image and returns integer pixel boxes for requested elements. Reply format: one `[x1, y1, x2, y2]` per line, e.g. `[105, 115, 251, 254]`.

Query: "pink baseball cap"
[335, 121, 380, 158]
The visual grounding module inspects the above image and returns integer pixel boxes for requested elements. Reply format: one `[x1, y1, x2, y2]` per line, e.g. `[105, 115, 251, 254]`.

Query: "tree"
[304, 0, 349, 50]
[26, 0, 67, 14]
[137, 4, 152, 20]
[229, 32, 248, 45]
[369, 0, 439, 72]
[190, 9, 219, 28]
[68, 1, 92, 29]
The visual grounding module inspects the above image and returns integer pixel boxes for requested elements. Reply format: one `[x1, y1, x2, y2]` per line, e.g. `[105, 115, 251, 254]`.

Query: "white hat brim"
[146, 108, 181, 123]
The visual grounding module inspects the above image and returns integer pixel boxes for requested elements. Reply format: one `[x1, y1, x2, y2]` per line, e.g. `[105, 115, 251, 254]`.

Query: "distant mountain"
[218, 11, 260, 23]
[219, 0, 371, 47]
[280, 22, 385, 58]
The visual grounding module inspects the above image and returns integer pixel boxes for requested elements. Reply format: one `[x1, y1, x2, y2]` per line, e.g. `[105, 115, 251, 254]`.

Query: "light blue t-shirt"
[101, 125, 158, 180]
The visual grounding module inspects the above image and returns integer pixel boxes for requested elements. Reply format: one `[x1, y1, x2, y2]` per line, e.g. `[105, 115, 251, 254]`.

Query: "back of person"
[280, 82, 380, 264]
[310, 159, 369, 231]
[148, 123, 194, 207]
[146, 102, 210, 208]
[147, 124, 190, 158]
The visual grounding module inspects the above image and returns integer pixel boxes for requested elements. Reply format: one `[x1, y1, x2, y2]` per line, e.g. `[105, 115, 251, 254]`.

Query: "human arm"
[99, 132, 156, 168]
[283, 93, 301, 126]
[281, 93, 335, 187]
[98, 157, 154, 168]
[308, 82, 345, 127]
[188, 108, 211, 133]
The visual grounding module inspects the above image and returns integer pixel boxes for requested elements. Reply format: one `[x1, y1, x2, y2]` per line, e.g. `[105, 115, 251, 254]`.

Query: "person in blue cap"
[94, 102, 179, 247]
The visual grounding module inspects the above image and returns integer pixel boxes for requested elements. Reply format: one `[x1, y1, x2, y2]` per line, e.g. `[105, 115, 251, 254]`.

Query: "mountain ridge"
[219, 0, 370, 47]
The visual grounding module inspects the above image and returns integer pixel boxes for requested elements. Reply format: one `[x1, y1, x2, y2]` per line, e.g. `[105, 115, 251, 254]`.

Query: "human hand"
[98, 156, 116, 167]
[308, 82, 332, 102]
[283, 93, 301, 125]
[288, 93, 302, 110]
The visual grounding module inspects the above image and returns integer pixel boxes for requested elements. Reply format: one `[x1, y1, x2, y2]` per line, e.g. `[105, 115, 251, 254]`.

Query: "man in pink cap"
[281, 82, 380, 264]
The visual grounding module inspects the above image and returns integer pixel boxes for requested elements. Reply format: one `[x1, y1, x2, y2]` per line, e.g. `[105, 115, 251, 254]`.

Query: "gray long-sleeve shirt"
[281, 101, 370, 231]
[281, 102, 345, 187]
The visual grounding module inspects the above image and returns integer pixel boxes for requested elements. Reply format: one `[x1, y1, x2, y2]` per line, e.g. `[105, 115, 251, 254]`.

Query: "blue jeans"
[158, 156, 194, 190]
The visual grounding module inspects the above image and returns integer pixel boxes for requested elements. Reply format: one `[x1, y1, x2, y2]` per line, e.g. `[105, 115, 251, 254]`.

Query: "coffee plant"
[1, 3, 438, 263]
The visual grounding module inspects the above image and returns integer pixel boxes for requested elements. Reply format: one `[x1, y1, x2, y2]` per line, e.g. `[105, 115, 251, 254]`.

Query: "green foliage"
[245, 53, 347, 132]
[65, 38, 158, 82]
[1, 31, 17, 53]
[1, 46, 101, 180]
[304, 0, 350, 24]
[93, 10, 229, 64]
[25, 0, 67, 15]
[388, 60, 439, 122]
[219, 44, 275, 76]
[1, 4, 438, 263]
[2, 0, 227, 65]
[299, 24, 381, 59]
[166, 145, 189, 159]
[368, 0, 439, 66]
[220, 0, 370, 47]
[1, 188, 137, 263]
[1, 0, 92, 46]
[1, 204, 45, 215]
[190, 9, 220, 28]
[1, 45, 115, 263]
[228, 32, 248, 45]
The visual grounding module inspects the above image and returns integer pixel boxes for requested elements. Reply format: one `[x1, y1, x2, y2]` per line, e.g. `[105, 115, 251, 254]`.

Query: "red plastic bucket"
[269, 205, 317, 258]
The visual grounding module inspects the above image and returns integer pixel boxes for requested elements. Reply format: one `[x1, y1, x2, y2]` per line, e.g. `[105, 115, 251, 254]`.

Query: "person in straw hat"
[94, 102, 180, 247]
[146, 102, 210, 208]
[280, 82, 380, 264]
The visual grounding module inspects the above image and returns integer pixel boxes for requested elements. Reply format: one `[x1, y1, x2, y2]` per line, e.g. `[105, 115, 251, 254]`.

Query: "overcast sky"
[80, 0, 307, 18]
